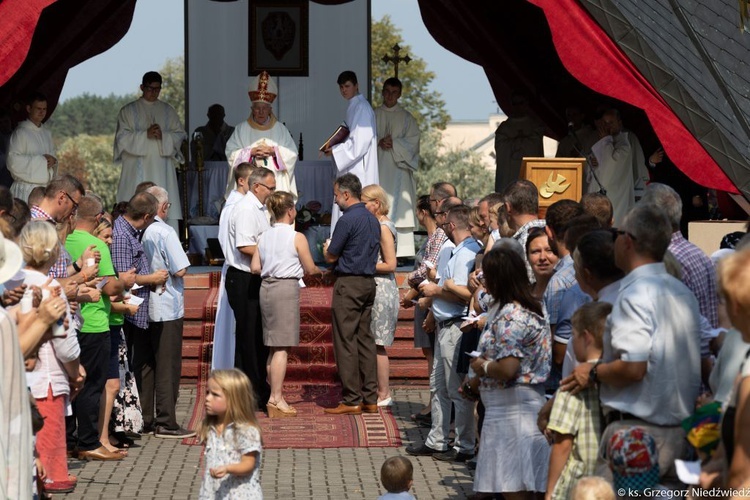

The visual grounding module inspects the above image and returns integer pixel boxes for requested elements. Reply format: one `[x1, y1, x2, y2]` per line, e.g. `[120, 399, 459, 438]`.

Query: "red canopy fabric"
[0, 0, 137, 119]
[0, 0, 56, 87]
[418, 0, 738, 194]
[527, 0, 736, 193]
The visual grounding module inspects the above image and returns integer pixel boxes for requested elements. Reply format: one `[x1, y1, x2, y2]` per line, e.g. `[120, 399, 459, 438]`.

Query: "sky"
[58, 0, 498, 121]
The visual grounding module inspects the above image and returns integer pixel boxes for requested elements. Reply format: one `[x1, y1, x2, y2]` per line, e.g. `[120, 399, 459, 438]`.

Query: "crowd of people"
[394, 177, 750, 500]
[3, 64, 750, 500]
[0, 174, 193, 498]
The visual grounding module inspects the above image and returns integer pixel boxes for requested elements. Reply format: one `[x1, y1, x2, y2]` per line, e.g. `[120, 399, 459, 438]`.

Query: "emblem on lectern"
[539, 172, 571, 198]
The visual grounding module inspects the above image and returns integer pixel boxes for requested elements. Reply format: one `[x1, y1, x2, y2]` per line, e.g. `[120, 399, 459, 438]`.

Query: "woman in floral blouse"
[468, 245, 552, 500]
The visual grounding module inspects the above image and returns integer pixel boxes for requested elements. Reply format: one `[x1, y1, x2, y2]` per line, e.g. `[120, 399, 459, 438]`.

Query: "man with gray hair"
[640, 182, 718, 328]
[408, 204, 479, 462]
[561, 203, 701, 485]
[142, 186, 193, 438]
[225, 167, 276, 407]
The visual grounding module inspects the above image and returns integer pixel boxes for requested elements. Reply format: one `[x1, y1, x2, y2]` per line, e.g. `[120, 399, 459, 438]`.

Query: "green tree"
[47, 93, 134, 141]
[371, 15, 493, 199]
[415, 129, 493, 201]
[57, 134, 120, 211]
[159, 55, 185, 126]
[370, 15, 449, 131]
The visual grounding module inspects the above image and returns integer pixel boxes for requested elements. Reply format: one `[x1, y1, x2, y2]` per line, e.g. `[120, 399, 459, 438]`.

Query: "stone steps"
[180, 271, 428, 386]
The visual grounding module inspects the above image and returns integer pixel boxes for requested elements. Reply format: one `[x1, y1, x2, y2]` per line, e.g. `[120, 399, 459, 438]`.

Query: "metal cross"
[381, 44, 411, 79]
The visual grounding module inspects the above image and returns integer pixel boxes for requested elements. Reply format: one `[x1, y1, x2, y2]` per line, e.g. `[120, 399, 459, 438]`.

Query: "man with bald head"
[66, 195, 136, 461]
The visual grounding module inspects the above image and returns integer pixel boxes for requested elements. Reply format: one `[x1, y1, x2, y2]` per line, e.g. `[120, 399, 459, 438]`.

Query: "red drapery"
[0, 0, 56, 87]
[527, 0, 737, 193]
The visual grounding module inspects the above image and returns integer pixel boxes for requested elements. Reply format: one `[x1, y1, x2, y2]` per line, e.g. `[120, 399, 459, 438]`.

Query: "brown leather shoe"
[324, 403, 362, 415]
[77, 445, 124, 461]
[361, 404, 379, 413]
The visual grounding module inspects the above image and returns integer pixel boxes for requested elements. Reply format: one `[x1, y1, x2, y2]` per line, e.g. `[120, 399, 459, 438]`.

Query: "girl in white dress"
[198, 369, 263, 500]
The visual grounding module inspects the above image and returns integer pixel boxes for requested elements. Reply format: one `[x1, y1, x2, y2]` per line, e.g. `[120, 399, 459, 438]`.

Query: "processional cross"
[381, 44, 411, 78]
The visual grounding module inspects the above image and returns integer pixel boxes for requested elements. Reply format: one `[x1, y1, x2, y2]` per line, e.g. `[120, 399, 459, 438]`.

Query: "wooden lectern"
[520, 157, 585, 218]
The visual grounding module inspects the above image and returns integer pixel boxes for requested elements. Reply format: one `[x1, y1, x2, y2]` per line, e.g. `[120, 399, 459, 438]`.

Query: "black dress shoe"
[433, 448, 475, 463]
[405, 443, 443, 456]
[414, 412, 432, 428]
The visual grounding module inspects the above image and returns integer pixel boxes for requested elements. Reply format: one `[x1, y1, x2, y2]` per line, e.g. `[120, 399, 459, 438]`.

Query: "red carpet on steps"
[180, 272, 411, 448]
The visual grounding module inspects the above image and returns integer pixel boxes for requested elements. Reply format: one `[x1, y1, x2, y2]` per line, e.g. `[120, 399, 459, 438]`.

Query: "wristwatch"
[588, 362, 601, 386]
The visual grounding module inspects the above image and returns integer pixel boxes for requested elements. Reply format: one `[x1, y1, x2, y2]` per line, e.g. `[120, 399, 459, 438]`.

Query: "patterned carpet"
[181, 273, 402, 448]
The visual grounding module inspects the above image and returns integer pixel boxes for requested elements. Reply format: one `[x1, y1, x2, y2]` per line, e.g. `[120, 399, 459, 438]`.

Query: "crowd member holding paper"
[141, 186, 194, 438]
[94, 211, 143, 450]
[65, 195, 136, 462]
[20, 221, 83, 494]
[250, 191, 322, 418]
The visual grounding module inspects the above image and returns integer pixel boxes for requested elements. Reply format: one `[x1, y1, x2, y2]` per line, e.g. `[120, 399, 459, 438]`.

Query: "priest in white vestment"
[8, 93, 57, 202]
[325, 71, 379, 233]
[589, 109, 634, 226]
[212, 162, 253, 370]
[114, 71, 186, 233]
[375, 78, 419, 258]
[225, 71, 298, 198]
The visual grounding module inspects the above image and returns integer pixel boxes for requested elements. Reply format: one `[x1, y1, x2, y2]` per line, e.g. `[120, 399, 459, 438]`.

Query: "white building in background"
[440, 113, 559, 171]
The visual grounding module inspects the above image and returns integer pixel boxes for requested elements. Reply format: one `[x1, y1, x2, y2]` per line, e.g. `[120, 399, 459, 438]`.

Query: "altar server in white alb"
[114, 71, 186, 233]
[324, 70, 379, 233]
[375, 77, 420, 258]
[7, 92, 57, 202]
[225, 71, 298, 198]
[212, 162, 254, 370]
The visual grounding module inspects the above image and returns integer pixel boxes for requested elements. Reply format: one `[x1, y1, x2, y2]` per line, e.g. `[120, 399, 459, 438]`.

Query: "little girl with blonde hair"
[198, 369, 263, 499]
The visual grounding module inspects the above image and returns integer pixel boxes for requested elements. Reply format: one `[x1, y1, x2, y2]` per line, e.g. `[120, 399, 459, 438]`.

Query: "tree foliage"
[415, 129, 494, 202]
[57, 134, 120, 211]
[47, 93, 134, 141]
[371, 15, 492, 200]
[159, 55, 185, 126]
[370, 15, 449, 131]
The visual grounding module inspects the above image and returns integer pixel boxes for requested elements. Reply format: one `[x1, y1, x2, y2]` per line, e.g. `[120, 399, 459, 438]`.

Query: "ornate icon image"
[261, 11, 296, 61]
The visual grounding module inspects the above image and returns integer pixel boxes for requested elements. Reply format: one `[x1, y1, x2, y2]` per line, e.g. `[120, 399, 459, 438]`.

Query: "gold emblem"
[539, 172, 571, 199]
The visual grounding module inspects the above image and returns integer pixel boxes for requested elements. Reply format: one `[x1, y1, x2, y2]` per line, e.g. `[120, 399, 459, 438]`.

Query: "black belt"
[335, 273, 372, 278]
[605, 410, 640, 426]
[437, 317, 463, 329]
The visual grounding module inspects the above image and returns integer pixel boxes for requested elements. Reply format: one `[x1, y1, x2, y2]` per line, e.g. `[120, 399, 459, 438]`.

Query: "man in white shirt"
[142, 186, 194, 438]
[7, 92, 57, 202]
[212, 163, 254, 370]
[562, 204, 701, 485]
[224, 167, 275, 407]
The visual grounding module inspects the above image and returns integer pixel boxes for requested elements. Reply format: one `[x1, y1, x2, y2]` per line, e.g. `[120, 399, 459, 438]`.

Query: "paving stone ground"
[61, 386, 475, 499]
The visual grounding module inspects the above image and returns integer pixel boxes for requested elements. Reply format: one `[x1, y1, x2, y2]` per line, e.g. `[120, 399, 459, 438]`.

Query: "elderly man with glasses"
[223, 167, 277, 408]
[114, 71, 186, 234]
[224, 71, 298, 198]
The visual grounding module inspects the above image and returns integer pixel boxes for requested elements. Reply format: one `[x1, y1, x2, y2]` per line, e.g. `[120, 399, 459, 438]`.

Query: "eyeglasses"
[256, 182, 276, 192]
[610, 227, 636, 241]
[144, 85, 161, 92]
[62, 191, 79, 212]
[429, 197, 445, 204]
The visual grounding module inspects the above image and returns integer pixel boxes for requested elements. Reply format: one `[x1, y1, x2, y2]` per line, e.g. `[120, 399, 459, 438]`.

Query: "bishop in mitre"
[225, 71, 298, 198]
